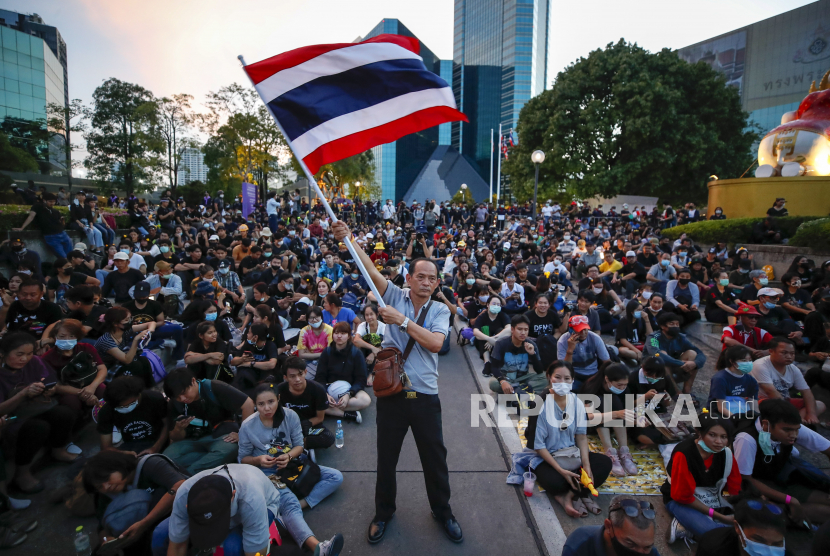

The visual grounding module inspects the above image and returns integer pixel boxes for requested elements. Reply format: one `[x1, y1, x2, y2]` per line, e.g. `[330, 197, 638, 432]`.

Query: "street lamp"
[461, 183, 467, 205]
[531, 150, 545, 219]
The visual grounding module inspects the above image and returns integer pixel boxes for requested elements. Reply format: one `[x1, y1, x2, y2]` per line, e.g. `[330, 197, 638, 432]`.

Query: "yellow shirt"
[599, 260, 623, 274]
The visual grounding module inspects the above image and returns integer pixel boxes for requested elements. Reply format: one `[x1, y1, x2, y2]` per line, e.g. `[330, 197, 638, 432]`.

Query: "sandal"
[0, 526, 26, 548]
[581, 496, 602, 515]
[571, 497, 589, 518]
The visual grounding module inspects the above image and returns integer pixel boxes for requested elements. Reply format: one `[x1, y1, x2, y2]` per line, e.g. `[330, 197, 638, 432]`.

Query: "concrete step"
[684, 319, 725, 338]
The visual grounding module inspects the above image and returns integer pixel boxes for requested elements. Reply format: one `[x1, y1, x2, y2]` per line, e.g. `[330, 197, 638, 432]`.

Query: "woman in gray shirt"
[238, 384, 343, 510]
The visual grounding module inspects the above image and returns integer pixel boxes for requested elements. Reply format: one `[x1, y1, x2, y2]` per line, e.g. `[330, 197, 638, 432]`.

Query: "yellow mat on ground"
[517, 417, 667, 496]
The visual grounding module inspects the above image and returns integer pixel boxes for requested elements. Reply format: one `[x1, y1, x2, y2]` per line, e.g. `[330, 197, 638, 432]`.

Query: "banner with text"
[242, 182, 258, 219]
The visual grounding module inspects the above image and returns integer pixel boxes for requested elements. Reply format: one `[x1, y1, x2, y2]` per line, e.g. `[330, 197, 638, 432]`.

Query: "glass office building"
[452, 0, 550, 179]
[677, 0, 830, 139]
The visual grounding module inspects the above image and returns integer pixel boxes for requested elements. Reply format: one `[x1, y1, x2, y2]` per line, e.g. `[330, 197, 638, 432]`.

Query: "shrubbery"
[660, 217, 825, 245]
[789, 218, 830, 250]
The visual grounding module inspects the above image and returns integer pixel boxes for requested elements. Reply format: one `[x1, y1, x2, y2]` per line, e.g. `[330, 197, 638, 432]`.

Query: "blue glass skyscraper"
[453, 0, 550, 179]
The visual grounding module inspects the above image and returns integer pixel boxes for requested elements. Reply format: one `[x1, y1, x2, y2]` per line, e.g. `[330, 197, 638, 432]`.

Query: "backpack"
[60, 351, 99, 388]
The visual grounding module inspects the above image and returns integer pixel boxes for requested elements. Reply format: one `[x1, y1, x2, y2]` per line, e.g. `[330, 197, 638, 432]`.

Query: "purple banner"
[242, 182, 258, 219]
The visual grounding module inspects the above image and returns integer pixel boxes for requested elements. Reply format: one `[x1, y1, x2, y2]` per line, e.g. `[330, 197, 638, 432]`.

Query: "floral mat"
[517, 417, 667, 496]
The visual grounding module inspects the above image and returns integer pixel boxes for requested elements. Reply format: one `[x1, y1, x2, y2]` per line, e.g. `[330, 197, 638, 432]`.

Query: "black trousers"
[375, 391, 452, 521]
[534, 452, 612, 497]
[15, 405, 76, 465]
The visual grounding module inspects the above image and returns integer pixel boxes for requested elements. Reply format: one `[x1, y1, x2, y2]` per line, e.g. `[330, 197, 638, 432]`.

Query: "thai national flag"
[243, 34, 468, 174]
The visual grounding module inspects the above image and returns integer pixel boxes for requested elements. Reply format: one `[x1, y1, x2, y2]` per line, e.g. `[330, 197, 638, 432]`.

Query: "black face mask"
[666, 326, 681, 337]
[11, 244, 23, 252]
[678, 278, 690, 286]
[609, 526, 645, 556]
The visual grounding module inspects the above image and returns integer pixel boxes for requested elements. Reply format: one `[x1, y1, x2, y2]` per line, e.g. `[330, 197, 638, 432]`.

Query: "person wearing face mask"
[339, 263, 368, 297]
[708, 345, 759, 419]
[185, 320, 231, 382]
[733, 399, 830, 528]
[615, 300, 653, 363]
[230, 324, 279, 398]
[662, 413, 741, 544]
[697, 496, 793, 556]
[739, 270, 771, 306]
[562, 494, 660, 556]
[522, 361, 612, 518]
[665, 268, 701, 327]
[721, 304, 773, 360]
[646, 253, 676, 296]
[472, 296, 511, 377]
[297, 306, 333, 379]
[729, 258, 754, 289]
[0, 237, 42, 279]
[779, 272, 815, 322]
[705, 270, 740, 325]
[753, 289, 804, 344]
[213, 259, 245, 320]
[558, 315, 611, 390]
[644, 313, 706, 398]
[96, 375, 170, 455]
[46, 257, 100, 309]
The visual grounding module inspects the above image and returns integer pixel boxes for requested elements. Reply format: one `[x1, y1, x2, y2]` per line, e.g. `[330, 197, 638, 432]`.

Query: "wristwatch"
[399, 317, 410, 333]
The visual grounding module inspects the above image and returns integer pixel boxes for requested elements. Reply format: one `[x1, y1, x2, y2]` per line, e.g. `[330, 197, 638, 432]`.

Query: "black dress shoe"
[367, 517, 391, 544]
[432, 512, 463, 543]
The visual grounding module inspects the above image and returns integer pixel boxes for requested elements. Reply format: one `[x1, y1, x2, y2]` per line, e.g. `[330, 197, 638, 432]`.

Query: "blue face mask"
[736, 361, 753, 374]
[764, 301, 776, 309]
[205, 312, 217, 321]
[758, 428, 775, 458]
[738, 524, 785, 556]
[55, 339, 77, 351]
[607, 382, 626, 395]
[160, 246, 170, 253]
[660, 259, 670, 267]
[114, 400, 139, 414]
[646, 376, 661, 384]
[633, 311, 642, 319]
[698, 438, 724, 454]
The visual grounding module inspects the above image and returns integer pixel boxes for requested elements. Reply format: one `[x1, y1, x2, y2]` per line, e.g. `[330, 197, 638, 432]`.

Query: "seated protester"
[591, 278, 623, 334]
[64, 285, 107, 342]
[297, 306, 333, 379]
[184, 321, 230, 381]
[174, 244, 205, 296]
[524, 293, 565, 339]
[523, 360, 612, 518]
[462, 284, 491, 322]
[707, 345, 759, 419]
[141, 260, 186, 317]
[455, 269, 477, 303]
[46, 257, 99, 310]
[278, 357, 333, 450]
[315, 321, 370, 423]
[162, 367, 254, 475]
[386, 259, 406, 288]
[644, 312, 706, 398]
[97, 376, 169, 455]
[82, 450, 187, 556]
[352, 303, 386, 384]
[0, 333, 79, 493]
[561, 494, 660, 556]
[488, 314, 547, 396]
[628, 355, 680, 446]
[215, 259, 245, 319]
[661, 414, 741, 545]
[615, 299, 653, 363]
[576, 264, 602, 292]
[268, 272, 296, 306]
[721, 304, 772, 359]
[91, 285, 113, 309]
[750, 337, 826, 424]
[94, 307, 155, 388]
[4, 278, 62, 350]
[321, 293, 358, 331]
[500, 271, 527, 314]
[571, 290, 602, 333]
[665, 268, 701, 327]
[557, 315, 611, 389]
[250, 304, 288, 358]
[338, 263, 369, 297]
[805, 320, 830, 390]
[237, 245, 266, 285]
[123, 281, 186, 364]
[119, 240, 148, 274]
[643, 292, 673, 331]
[704, 270, 739, 324]
[152, 463, 344, 556]
[729, 259, 753, 291]
[696, 496, 793, 556]
[102, 252, 146, 304]
[688, 258, 709, 293]
[230, 324, 279, 398]
[189, 265, 221, 298]
[780, 271, 815, 322]
[580, 364, 640, 477]
[473, 295, 511, 376]
[739, 270, 770, 306]
[647, 252, 676, 296]
[42, 319, 107, 420]
[152, 238, 180, 269]
[238, 383, 343, 510]
[619, 250, 648, 299]
[733, 399, 830, 525]
[182, 300, 232, 343]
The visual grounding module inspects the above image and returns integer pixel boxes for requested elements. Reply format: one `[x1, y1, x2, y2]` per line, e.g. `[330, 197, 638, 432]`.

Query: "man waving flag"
[242, 34, 467, 174]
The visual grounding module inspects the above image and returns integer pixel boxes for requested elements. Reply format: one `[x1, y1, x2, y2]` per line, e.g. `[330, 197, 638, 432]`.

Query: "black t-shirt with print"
[5, 300, 63, 340]
[232, 340, 279, 365]
[96, 390, 168, 444]
[473, 310, 510, 337]
[167, 379, 249, 429]
[121, 299, 165, 325]
[524, 309, 561, 338]
[277, 380, 329, 421]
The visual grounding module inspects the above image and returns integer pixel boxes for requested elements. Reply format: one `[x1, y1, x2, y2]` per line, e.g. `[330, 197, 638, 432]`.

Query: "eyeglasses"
[560, 412, 570, 431]
[746, 500, 783, 515]
[609, 499, 656, 520]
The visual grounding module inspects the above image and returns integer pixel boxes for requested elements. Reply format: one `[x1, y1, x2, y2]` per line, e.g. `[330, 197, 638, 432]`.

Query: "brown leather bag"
[372, 301, 431, 397]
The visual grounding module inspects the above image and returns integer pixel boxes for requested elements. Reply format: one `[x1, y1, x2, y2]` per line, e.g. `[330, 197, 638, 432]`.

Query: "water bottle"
[335, 420, 344, 448]
[74, 526, 91, 556]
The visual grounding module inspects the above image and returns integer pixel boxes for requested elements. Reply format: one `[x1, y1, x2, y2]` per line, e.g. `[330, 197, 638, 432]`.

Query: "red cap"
[735, 303, 760, 316]
[569, 315, 591, 333]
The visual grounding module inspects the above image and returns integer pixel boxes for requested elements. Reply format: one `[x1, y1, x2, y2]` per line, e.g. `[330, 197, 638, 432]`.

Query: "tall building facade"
[0, 10, 68, 173]
[452, 0, 551, 179]
[677, 0, 830, 138]
[177, 147, 208, 185]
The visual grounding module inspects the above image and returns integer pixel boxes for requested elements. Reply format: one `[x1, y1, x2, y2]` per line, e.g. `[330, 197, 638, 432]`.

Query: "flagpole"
[238, 55, 387, 308]
[489, 128, 493, 203]
[496, 123, 502, 204]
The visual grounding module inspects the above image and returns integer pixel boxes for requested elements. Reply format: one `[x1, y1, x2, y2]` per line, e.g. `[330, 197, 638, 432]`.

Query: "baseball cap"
[708, 247, 717, 254]
[366, 233, 374, 239]
[74, 242, 88, 252]
[218, 259, 231, 269]
[735, 303, 760, 316]
[113, 252, 129, 261]
[209, 234, 220, 241]
[261, 227, 273, 237]
[569, 315, 590, 333]
[187, 474, 234, 550]
[238, 224, 249, 232]
[625, 251, 636, 258]
[758, 287, 783, 298]
[134, 281, 151, 298]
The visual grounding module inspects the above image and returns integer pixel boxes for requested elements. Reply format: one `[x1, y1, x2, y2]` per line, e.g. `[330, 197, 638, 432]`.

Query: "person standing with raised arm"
[331, 220, 461, 546]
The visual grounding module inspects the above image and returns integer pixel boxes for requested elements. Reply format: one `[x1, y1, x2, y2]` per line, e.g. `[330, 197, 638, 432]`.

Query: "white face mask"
[642, 291, 653, 300]
[551, 382, 572, 396]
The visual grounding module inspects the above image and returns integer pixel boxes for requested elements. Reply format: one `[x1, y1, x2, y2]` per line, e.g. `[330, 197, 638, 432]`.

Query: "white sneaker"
[355, 411, 362, 424]
[666, 518, 691, 544]
[112, 427, 122, 444]
[314, 533, 344, 556]
[65, 443, 82, 455]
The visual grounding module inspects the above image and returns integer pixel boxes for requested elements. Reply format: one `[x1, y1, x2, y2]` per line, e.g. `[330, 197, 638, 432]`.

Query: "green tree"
[0, 131, 39, 173]
[47, 99, 86, 188]
[151, 94, 195, 195]
[502, 40, 760, 204]
[311, 151, 376, 199]
[0, 118, 51, 173]
[84, 78, 159, 196]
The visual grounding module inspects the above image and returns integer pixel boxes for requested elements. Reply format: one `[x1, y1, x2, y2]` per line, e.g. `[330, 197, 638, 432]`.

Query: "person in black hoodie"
[315, 321, 370, 423]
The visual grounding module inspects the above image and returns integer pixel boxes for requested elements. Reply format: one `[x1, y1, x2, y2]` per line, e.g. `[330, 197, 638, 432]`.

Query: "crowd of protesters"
[0, 184, 824, 555]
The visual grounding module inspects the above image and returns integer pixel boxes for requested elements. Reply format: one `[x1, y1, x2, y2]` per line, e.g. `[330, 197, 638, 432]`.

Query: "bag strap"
[199, 379, 220, 406]
[132, 453, 179, 489]
[402, 301, 432, 363]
